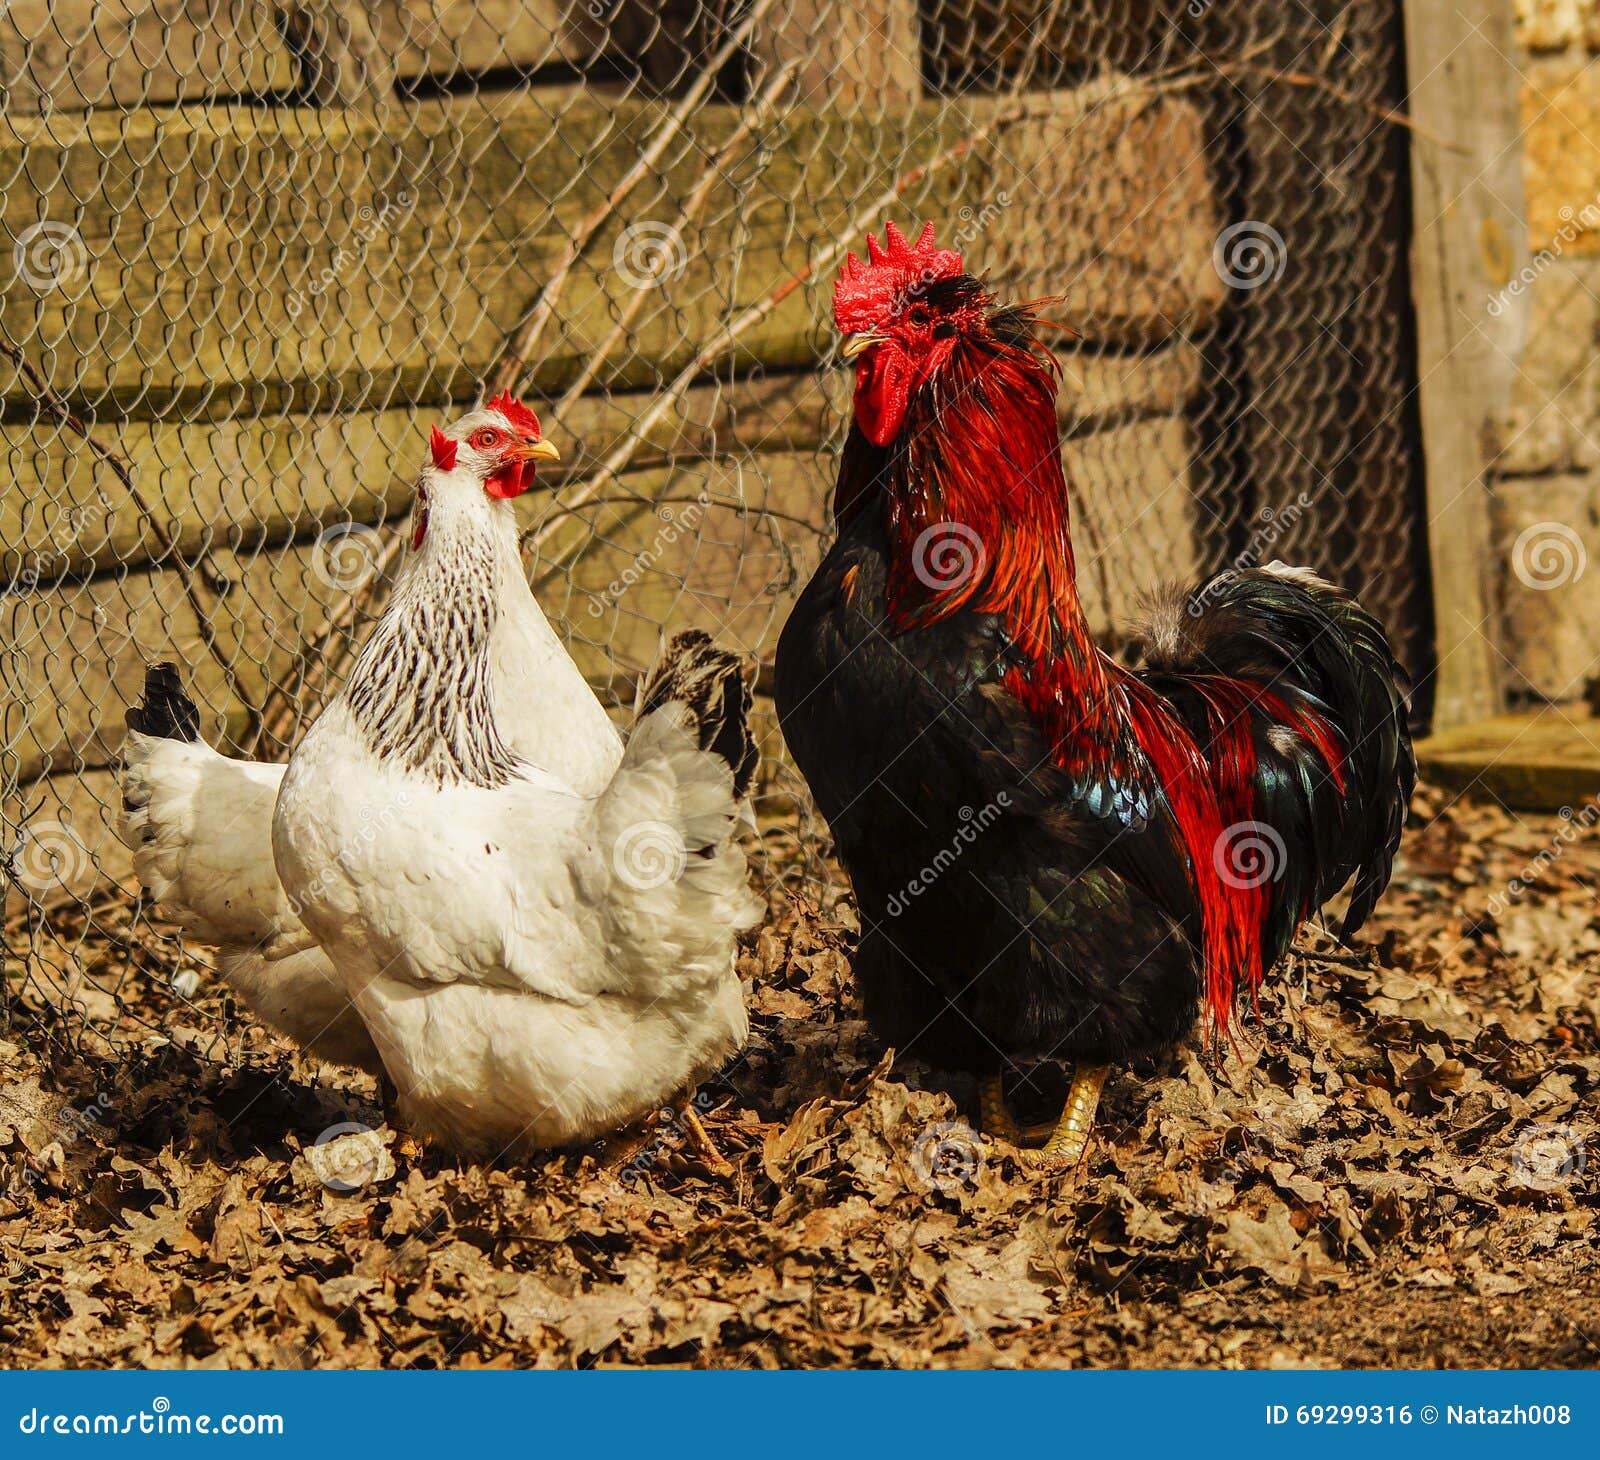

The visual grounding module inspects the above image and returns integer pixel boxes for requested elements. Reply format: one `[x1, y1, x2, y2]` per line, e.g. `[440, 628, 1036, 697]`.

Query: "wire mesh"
[1, 0, 1430, 1060]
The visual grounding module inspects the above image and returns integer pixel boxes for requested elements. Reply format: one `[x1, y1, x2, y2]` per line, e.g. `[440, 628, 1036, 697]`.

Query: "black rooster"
[775, 223, 1414, 1164]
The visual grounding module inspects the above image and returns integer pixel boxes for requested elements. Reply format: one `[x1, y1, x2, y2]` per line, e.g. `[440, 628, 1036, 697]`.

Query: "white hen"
[122, 393, 620, 1074]
[270, 405, 760, 1152]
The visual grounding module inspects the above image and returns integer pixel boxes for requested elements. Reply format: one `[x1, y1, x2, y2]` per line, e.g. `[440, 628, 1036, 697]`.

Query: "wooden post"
[1404, 0, 1527, 730]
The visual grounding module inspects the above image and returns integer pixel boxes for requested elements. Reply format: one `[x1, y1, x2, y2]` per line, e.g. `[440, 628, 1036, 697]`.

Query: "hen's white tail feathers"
[121, 667, 384, 1074]
[635, 629, 758, 799]
[121, 731, 294, 948]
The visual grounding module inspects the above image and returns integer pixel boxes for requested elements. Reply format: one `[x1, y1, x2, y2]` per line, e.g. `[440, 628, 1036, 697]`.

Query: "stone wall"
[1497, 2, 1600, 702]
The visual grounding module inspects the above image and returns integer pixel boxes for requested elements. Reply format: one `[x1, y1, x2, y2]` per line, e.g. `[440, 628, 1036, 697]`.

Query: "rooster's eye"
[470, 429, 503, 451]
[907, 304, 931, 326]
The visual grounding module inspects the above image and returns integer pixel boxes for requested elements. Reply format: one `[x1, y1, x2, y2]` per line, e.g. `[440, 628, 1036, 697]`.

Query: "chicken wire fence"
[1, 0, 1430, 1061]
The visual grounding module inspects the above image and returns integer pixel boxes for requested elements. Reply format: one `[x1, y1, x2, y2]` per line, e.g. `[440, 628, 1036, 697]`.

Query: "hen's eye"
[470, 429, 503, 451]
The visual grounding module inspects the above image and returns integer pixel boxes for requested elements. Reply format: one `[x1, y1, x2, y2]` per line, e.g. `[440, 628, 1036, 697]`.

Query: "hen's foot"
[679, 1099, 733, 1177]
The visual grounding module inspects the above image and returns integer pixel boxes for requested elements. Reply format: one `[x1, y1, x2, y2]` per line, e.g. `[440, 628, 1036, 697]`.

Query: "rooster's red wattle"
[774, 222, 1415, 1162]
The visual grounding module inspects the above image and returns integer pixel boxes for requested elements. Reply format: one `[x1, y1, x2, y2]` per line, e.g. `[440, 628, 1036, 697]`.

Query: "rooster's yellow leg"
[1040, 1064, 1110, 1166]
[979, 1074, 1022, 1144]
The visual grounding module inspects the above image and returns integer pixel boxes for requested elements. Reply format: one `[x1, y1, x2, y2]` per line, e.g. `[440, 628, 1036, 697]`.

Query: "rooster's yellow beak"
[840, 333, 883, 361]
[517, 438, 561, 463]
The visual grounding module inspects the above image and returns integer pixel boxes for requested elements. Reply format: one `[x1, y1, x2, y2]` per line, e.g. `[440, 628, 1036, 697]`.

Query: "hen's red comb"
[832, 221, 964, 334]
[486, 389, 542, 438]
[429, 426, 458, 471]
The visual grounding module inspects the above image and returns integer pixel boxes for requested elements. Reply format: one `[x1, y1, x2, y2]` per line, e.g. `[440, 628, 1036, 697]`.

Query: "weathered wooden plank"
[3, 535, 370, 785]
[0, 0, 294, 112]
[1, 374, 834, 584]
[542, 414, 1196, 684]
[1064, 415, 1195, 636]
[1406, 0, 1527, 729]
[0, 87, 1222, 418]
[372, 0, 599, 80]
[3, 342, 1202, 582]
[6, 411, 1197, 783]
[1414, 707, 1600, 811]
[749, 0, 921, 110]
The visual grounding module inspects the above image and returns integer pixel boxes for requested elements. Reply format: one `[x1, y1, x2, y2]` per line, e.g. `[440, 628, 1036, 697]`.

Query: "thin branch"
[545, 56, 803, 417]
[489, 0, 786, 398]
[1213, 60, 1461, 148]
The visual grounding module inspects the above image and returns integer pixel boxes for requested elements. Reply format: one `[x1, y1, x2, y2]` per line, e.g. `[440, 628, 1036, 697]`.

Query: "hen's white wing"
[343, 700, 759, 1006]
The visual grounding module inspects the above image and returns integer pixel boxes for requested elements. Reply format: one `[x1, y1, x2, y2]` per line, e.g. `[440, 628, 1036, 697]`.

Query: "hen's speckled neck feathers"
[342, 502, 521, 789]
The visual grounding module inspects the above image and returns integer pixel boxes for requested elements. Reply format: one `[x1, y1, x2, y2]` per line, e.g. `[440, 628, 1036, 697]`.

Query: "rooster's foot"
[981, 1065, 1108, 1174]
[978, 1074, 1022, 1145]
[1038, 1063, 1109, 1169]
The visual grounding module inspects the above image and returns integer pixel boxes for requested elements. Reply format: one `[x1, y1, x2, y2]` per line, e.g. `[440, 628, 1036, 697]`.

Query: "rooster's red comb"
[429, 426, 457, 471]
[486, 389, 542, 438]
[832, 221, 964, 334]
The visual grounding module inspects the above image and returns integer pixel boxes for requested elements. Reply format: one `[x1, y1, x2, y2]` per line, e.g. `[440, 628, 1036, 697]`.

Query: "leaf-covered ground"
[2, 781, 1598, 1369]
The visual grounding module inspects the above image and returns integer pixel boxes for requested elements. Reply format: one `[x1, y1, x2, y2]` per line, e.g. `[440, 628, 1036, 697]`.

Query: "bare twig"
[544, 57, 803, 420]
[1213, 60, 1460, 148]
[490, 0, 787, 399]
[1292, 941, 1372, 968]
